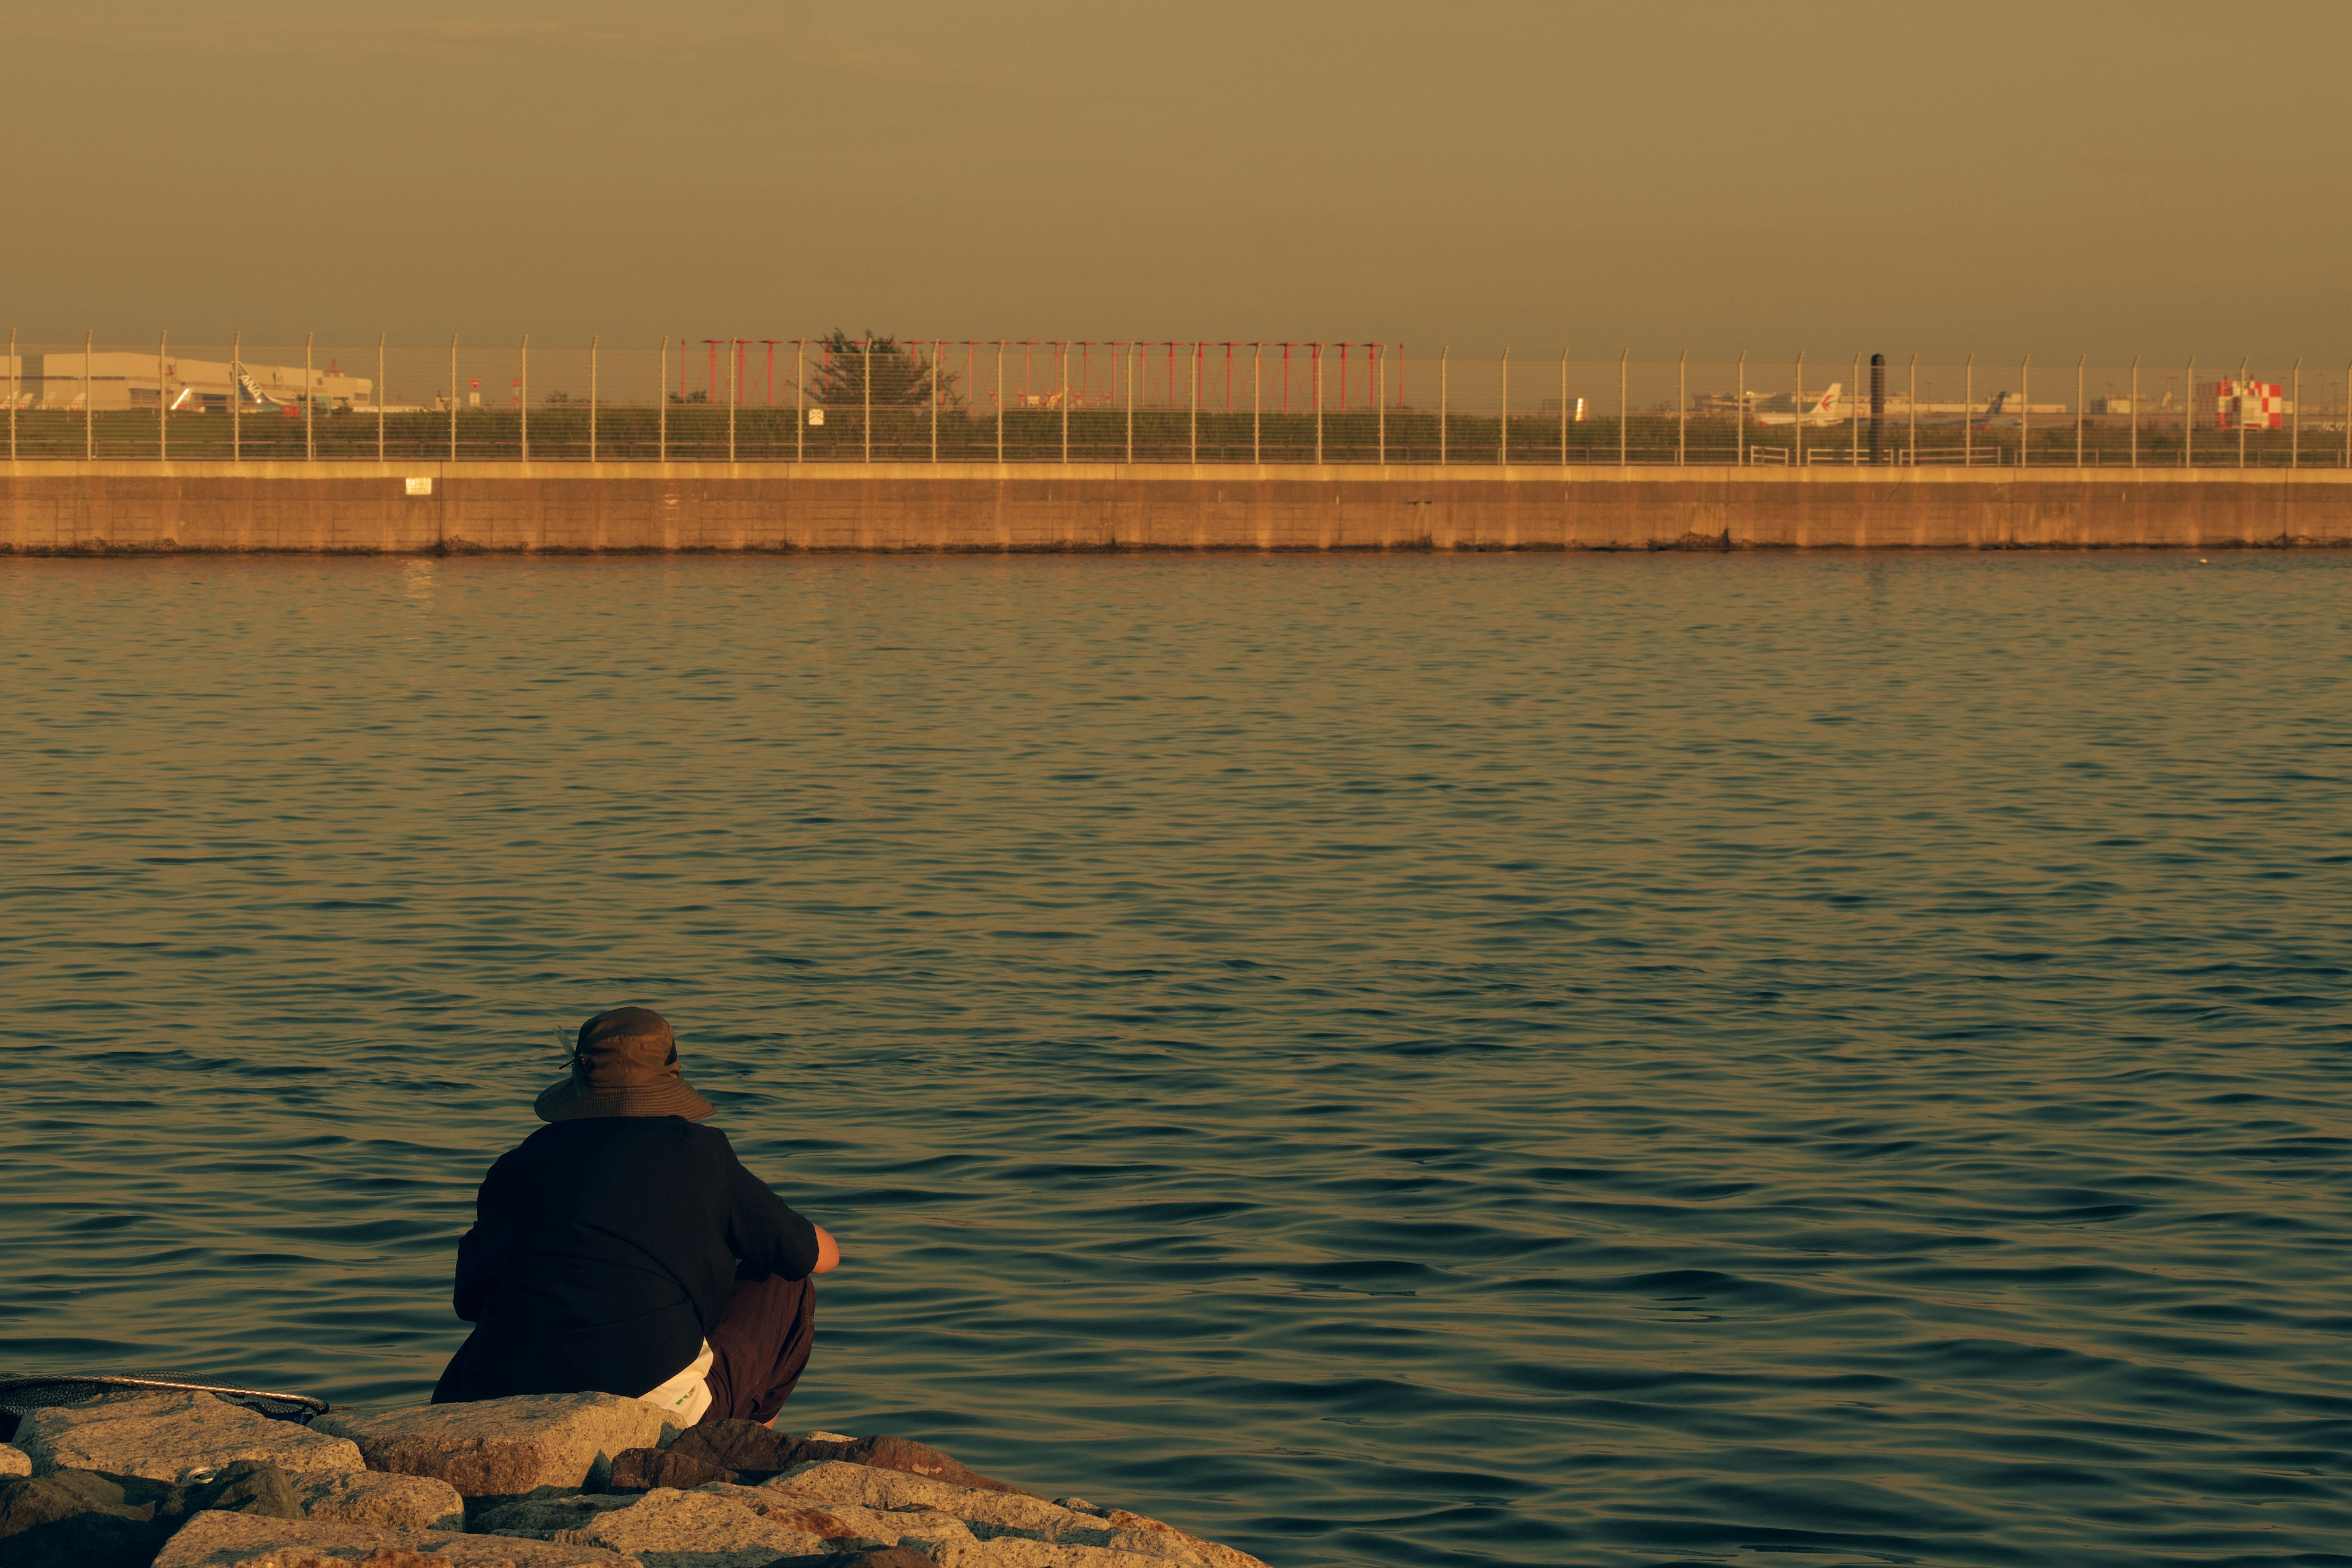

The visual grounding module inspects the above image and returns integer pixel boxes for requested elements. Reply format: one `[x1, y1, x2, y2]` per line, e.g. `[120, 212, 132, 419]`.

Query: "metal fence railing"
[6, 333, 2349, 470]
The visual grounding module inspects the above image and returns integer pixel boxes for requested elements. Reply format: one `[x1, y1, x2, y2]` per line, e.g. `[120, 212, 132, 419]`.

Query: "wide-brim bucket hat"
[535, 1006, 715, 1123]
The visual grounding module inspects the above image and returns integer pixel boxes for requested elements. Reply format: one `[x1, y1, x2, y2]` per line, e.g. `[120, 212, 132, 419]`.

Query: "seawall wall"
[5, 461, 2350, 554]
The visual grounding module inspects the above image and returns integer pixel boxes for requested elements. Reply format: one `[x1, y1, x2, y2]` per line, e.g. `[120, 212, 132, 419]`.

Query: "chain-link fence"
[7, 335, 2348, 470]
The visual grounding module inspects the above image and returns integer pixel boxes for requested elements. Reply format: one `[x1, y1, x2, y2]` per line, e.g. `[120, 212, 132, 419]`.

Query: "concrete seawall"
[6, 461, 2350, 554]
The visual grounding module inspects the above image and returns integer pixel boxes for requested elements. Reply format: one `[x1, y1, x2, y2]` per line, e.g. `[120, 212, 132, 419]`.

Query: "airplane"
[236, 368, 290, 408]
[1752, 383, 1844, 426]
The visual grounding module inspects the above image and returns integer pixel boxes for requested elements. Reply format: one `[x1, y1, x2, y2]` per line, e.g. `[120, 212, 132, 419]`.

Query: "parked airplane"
[236, 368, 287, 407]
[1752, 383, 1844, 426]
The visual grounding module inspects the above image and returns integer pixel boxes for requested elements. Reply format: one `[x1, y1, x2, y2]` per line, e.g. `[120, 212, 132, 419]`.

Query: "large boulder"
[153, 1508, 643, 1568]
[292, 1468, 466, 1529]
[17, 1392, 363, 1485]
[470, 1489, 644, 1539]
[764, 1463, 1265, 1568]
[0, 1461, 303, 1568]
[688, 1481, 978, 1555]
[608, 1425, 1023, 1494]
[314, 1395, 673, 1498]
[573, 1485, 832, 1568]
[0, 1444, 30, 1477]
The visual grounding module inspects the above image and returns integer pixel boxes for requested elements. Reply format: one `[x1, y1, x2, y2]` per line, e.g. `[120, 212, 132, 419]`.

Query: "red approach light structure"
[2217, 377, 2285, 430]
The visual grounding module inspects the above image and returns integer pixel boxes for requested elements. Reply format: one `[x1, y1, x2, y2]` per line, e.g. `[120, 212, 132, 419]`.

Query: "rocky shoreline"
[0, 1389, 1267, 1568]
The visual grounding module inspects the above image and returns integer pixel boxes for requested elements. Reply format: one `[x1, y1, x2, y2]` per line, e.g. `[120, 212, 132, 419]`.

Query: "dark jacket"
[431, 1117, 818, 1404]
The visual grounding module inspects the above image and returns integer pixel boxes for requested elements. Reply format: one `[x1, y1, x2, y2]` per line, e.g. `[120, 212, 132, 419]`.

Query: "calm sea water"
[2, 553, 2347, 1567]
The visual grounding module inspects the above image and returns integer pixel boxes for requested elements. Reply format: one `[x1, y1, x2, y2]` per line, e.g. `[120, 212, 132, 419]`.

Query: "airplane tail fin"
[1816, 382, 1842, 414]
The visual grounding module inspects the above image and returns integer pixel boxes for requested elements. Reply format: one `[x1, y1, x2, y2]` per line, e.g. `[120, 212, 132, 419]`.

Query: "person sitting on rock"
[432, 1006, 839, 1426]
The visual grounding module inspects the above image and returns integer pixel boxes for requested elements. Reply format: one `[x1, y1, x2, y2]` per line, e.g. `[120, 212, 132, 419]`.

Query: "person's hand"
[812, 1224, 842, 1275]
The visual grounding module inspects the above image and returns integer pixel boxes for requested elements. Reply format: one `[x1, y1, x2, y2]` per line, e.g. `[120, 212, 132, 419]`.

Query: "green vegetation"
[4, 403, 2340, 469]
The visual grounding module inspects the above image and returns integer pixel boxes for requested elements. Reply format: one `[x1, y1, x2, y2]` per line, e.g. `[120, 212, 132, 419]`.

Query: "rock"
[17, 1392, 364, 1484]
[606, 1427, 1022, 1494]
[177, 1460, 303, 1521]
[314, 1395, 672, 1498]
[1, 1469, 175, 1568]
[689, 1480, 976, 1553]
[607, 1447, 728, 1494]
[831, 1551, 936, 1568]
[153, 1508, 642, 1568]
[0, 1444, 30, 1477]
[763, 1463, 1262, 1568]
[293, 1469, 466, 1530]
[573, 1486, 829, 1568]
[923, 1543, 1192, 1568]
[0, 1463, 299, 1568]
[470, 1490, 643, 1539]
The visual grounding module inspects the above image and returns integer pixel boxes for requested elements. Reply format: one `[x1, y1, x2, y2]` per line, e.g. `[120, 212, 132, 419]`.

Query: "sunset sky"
[11, 1, 2345, 362]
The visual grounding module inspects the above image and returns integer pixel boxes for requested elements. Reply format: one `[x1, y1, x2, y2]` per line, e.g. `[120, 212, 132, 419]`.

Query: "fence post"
[1618, 350, 1628, 467]
[1312, 343, 1322, 465]
[932, 342, 940, 466]
[1439, 348, 1448, 466]
[232, 331, 241, 464]
[305, 332, 315, 463]
[1191, 343, 1200, 464]
[859, 337, 869, 465]
[589, 336, 598, 463]
[519, 335, 529, 463]
[1559, 349, 1567, 466]
[1736, 351, 1745, 466]
[1498, 347, 1508, 466]
[1793, 352, 1803, 469]
[83, 330, 92, 460]
[1376, 344, 1385, 467]
[2184, 356, 2193, 469]
[794, 339, 804, 463]
[2128, 356, 2138, 468]
[1962, 354, 1972, 467]
[1130, 341, 1139, 464]
[6, 326, 13, 462]
[2019, 355, 2029, 469]
[1678, 350, 1687, 466]
[658, 338, 668, 462]
[1250, 342, 1259, 464]
[1907, 353, 1916, 465]
[448, 334, 457, 463]
[377, 333, 386, 464]
[2237, 356, 2248, 469]
[1060, 341, 1069, 464]
[159, 330, 168, 462]
[2075, 355, 2083, 468]
[995, 342, 1004, 464]
[2291, 358, 2301, 469]
[1849, 352, 1860, 466]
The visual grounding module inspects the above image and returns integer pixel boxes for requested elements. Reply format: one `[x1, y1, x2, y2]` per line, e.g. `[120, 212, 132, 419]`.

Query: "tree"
[801, 332, 959, 410]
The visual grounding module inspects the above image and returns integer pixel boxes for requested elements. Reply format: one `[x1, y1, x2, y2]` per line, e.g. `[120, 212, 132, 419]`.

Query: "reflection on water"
[1, 553, 2346, 1567]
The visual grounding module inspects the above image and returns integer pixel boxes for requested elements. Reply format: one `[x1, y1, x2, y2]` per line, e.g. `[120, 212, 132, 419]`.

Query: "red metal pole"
[1340, 344, 1349, 413]
[1283, 344, 1291, 415]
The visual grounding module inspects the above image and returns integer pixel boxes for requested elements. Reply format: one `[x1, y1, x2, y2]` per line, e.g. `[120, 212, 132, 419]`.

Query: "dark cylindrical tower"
[1869, 353, 1887, 462]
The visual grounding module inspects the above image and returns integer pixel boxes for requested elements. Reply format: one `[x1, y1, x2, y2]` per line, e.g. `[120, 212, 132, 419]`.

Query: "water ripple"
[1, 553, 2347, 1566]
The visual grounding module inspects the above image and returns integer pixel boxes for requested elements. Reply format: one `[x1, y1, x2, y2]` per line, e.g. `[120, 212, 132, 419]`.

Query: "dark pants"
[701, 1268, 816, 1425]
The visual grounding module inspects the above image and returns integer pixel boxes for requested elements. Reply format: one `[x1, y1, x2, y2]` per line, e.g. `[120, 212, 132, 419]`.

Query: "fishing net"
[0, 1373, 328, 1441]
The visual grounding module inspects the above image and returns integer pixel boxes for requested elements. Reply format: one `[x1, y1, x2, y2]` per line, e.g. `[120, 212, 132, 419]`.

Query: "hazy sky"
[12, 1, 2348, 363]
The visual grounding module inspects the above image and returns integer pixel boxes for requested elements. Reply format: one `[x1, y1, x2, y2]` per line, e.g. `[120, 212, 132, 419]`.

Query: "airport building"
[1, 353, 372, 412]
